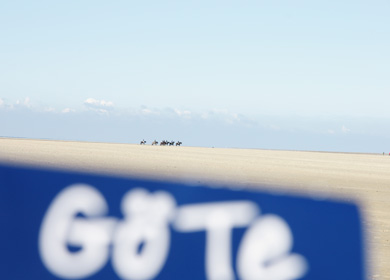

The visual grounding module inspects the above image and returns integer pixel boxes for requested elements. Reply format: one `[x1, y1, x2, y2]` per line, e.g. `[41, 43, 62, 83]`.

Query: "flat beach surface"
[1, 138, 389, 279]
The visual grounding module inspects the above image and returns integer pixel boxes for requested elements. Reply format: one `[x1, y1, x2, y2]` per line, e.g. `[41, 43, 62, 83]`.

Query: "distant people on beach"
[159, 140, 176, 146]
[140, 139, 182, 146]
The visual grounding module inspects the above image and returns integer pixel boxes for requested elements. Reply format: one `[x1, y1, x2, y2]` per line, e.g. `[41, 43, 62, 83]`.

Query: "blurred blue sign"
[0, 164, 365, 279]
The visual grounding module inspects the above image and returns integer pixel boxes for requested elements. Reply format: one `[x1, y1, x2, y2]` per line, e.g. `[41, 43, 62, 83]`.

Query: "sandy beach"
[1, 137, 389, 279]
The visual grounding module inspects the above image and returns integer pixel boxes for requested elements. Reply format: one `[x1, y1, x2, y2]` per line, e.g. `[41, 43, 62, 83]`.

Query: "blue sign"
[0, 164, 365, 279]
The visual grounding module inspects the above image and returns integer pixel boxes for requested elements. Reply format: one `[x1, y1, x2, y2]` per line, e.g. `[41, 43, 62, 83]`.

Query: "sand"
[1, 137, 389, 279]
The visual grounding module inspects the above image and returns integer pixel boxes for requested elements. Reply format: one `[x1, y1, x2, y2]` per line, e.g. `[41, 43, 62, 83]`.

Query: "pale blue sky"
[1, 1, 389, 152]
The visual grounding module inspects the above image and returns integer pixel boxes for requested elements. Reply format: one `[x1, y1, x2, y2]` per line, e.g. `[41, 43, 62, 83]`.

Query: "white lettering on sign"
[237, 215, 308, 280]
[39, 184, 117, 279]
[39, 184, 308, 280]
[174, 202, 259, 280]
[112, 188, 176, 280]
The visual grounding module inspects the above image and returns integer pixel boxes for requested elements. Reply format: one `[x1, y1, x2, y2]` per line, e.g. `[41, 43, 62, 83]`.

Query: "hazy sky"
[1, 1, 389, 153]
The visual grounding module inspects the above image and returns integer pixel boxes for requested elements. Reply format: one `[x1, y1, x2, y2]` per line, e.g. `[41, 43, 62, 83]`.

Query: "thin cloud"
[327, 129, 336, 134]
[0, 97, 34, 111]
[174, 109, 192, 118]
[141, 108, 153, 115]
[44, 107, 56, 113]
[62, 108, 76, 113]
[202, 109, 250, 126]
[16, 97, 32, 108]
[84, 98, 114, 114]
[342, 125, 351, 133]
[139, 107, 160, 116]
[268, 124, 281, 131]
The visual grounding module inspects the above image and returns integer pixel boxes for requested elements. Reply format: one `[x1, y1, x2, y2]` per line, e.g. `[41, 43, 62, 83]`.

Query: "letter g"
[39, 184, 116, 279]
